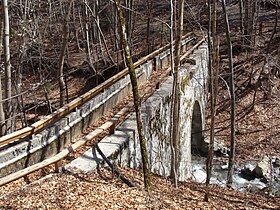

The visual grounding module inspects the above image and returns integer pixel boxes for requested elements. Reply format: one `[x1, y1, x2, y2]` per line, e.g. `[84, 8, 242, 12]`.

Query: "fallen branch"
[95, 144, 135, 187]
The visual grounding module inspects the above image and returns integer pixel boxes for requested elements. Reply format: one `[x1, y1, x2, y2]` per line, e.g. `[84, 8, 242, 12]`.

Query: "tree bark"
[83, 0, 97, 75]
[146, 0, 152, 54]
[205, 0, 216, 201]
[250, 0, 257, 46]
[244, 0, 250, 46]
[221, 0, 236, 188]
[239, 0, 244, 45]
[58, 0, 74, 107]
[114, 0, 151, 190]
[0, 76, 5, 136]
[0, 17, 5, 136]
[170, 0, 184, 188]
[2, 0, 12, 133]
[169, 0, 177, 187]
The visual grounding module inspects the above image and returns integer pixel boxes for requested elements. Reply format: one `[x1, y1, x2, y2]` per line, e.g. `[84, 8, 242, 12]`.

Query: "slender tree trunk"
[170, 0, 184, 188]
[222, 0, 236, 188]
[83, 1, 115, 65]
[0, 76, 5, 136]
[239, 0, 244, 45]
[244, 0, 250, 45]
[266, 7, 278, 55]
[2, 0, 12, 133]
[114, 0, 151, 190]
[125, 0, 133, 45]
[83, 0, 96, 75]
[250, 0, 257, 46]
[72, 1, 81, 51]
[0, 18, 5, 136]
[169, 0, 177, 187]
[146, 0, 152, 54]
[58, 0, 74, 107]
[205, 0, 217, 201]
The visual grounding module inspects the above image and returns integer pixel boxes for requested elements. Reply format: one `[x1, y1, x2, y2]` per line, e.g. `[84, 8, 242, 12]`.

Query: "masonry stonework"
[98, 44, 208, 181]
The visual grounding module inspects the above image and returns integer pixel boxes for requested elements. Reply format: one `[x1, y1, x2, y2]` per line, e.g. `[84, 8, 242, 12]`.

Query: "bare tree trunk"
[115, 0, 151, 190]
[83, 1, 115, 65]
[239, 0, 244, 45]
[83, 0, 96, 75]
[0, 77, 5, 136]
[72, 1, 81, 51]
[58, 0, 74, 107]
[222, 0, 236, 188]
[170, 0, 184, 188]
[169, 0, 176, 187]
[265, 7, 278, 99]
[146, 0, 152, 54]
[244, 0, 250, 46]
[2, 0, 12, 133]
[205, 0, 216, 201]
[0, 18, 5, 136]
[125, 0, 133, 45]
[266, 7, 278, 55]
[250, 0, 257, 46]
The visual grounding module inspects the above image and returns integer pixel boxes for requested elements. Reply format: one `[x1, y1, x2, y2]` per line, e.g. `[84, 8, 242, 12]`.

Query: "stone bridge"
[69, 44, 208, 181]
[0, 35, 208, 183]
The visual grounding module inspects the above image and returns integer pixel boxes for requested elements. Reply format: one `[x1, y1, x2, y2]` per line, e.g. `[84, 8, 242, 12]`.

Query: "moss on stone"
[180, 74, 189, 92]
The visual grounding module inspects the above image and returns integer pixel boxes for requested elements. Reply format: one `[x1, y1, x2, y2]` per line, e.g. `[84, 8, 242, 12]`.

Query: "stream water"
[191, 156, 280, 196]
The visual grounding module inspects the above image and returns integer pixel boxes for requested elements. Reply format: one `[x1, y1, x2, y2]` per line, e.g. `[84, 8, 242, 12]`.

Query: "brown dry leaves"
[0, 167, 279, 209]
[213, 74, 280, 163]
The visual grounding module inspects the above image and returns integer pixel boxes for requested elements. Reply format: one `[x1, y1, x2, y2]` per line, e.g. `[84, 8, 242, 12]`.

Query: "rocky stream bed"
[191, 139, 280, 196]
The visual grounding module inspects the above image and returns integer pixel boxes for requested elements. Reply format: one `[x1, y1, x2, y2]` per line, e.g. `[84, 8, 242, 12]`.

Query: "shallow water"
[191, 156, 280, 195]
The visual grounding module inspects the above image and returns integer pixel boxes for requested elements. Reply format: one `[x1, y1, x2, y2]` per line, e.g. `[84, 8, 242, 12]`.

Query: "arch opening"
[191, 101, 204, 156]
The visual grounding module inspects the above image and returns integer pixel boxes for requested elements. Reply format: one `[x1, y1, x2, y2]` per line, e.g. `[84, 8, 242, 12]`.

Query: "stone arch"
[191, 101, 204, 155]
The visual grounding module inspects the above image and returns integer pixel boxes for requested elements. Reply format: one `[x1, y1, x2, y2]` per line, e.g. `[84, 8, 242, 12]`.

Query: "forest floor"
[0, 166, 279, 209]
[211, 1, 280, 165]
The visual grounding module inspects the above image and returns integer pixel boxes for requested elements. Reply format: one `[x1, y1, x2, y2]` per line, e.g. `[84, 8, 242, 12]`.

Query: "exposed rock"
[201, 136, 229, 157]
[221, 165, 228, 170]
[241, 164, 256, 180]
[272, 156, 280, 167]
[254, 156, 271, 181]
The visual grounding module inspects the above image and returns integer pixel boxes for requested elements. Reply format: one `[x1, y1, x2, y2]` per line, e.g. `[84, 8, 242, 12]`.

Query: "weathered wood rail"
[0, 33, 206, 186]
